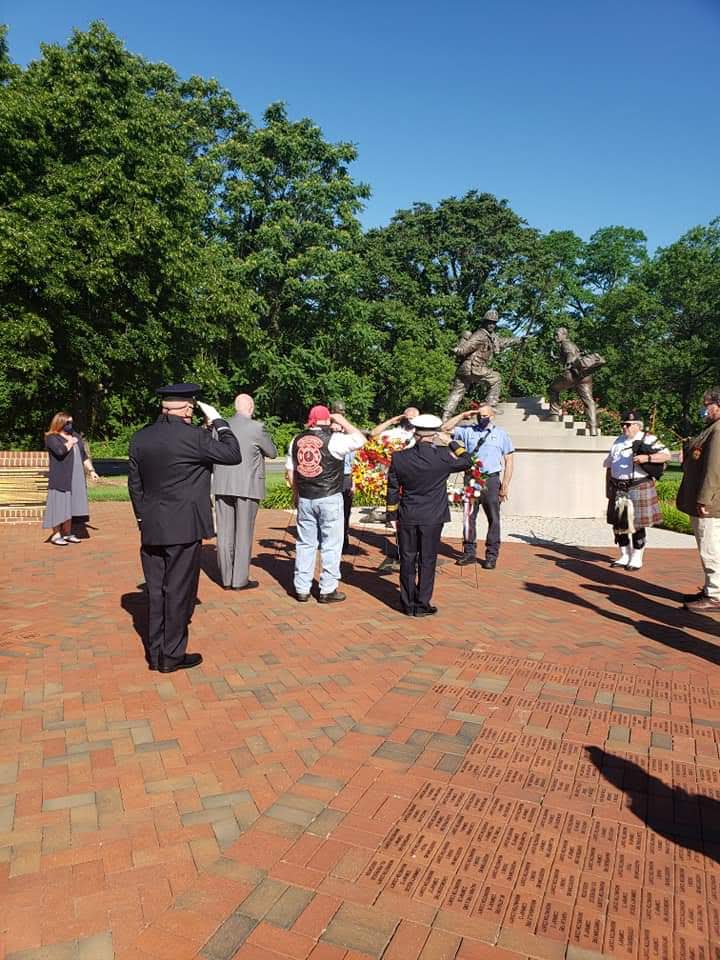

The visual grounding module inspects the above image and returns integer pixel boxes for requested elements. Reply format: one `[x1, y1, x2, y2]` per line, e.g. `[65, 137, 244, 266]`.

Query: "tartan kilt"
[607, 479, 661, 529]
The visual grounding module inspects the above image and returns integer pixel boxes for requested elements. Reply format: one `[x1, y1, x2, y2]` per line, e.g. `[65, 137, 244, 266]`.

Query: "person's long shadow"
[252, 551, 296, 595]
[524, 582, 720, 666]
[532, 540, 692, 604]
[120, 589, 152, 668]
[200, 544, 223, 587]
[586, 746, 720, 858]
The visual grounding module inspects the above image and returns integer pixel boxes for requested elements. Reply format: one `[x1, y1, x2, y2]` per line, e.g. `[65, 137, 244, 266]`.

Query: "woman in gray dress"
[43, 412, 99, 545]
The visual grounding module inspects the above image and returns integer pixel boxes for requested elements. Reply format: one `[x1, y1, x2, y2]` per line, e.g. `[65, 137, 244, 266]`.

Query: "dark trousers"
[342, 480, 353, 548]
[141, 540, 202, 667]
[462, 473, 501, 560]
[398, 522, 443, 613]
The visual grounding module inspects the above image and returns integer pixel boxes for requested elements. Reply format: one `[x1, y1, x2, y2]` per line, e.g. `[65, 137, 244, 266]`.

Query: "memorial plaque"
[473, 882, 511, 922]
[642, 890, 674, 928]
[362, 851, 400, 887]
[499, 825, 531, 856]
[639, 925, 672, 960]
[382, 824, 415, 856]
[459, 842, 495, 878]
[448, 811, 479, 843]
[576, 874, 610, 912]
[424, 808, 454, 835]
[387, 859, 424, 896]
[462, 792, 493, 820]
[609, 881, 642, 921]
[604, 917, 640, 960]
[674, 933, 711, 960]
[676, 895, 707, 939]
[433, 836, 469, 872]
[536, 807, 565, 833]
[443, 874, 480, 914]
[505, 890, 541, 930]
[537, 898, 572, 941]
[571, 907, 605, 951]
[415, 865, 453, 905]
[407, 832, 441, 866]
[525, 831, 559, 863]
[416, 782, 445, 804]
[487, 850, 522, 886]
[645, 858, 674, 891]
[516, 859, 550, 897]
[676, 865, 705, 900]
[556, 836, 587, 871]
[614, 851, 644, 885]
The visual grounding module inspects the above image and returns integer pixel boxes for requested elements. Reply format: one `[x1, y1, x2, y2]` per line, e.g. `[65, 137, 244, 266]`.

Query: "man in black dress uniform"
[128, 384, 241, 672]
[386, 415, 472, 616]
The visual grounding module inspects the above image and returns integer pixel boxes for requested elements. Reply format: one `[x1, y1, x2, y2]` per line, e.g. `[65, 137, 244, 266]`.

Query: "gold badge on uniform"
[691, 447, 702, 460]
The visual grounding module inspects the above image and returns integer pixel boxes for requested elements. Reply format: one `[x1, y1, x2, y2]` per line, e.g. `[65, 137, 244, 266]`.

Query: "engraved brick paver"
[1, 505, 719, 959]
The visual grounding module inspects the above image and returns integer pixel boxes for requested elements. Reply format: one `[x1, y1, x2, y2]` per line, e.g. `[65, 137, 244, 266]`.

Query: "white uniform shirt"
[604, 432, 668, 481]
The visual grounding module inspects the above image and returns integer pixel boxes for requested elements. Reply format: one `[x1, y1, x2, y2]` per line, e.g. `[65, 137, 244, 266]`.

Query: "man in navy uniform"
[129, 384, 241, 672]
[386, 415, 472, 616]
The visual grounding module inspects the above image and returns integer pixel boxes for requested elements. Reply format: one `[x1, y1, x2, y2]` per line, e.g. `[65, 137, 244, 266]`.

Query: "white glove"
[196, 401, 223, 423]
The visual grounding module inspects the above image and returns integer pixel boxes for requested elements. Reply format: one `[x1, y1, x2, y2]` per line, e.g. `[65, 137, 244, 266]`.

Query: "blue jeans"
[294, 493, 343, 595]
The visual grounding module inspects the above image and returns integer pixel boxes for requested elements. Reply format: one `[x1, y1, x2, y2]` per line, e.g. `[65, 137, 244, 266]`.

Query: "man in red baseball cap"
[285, 404, 366, 602]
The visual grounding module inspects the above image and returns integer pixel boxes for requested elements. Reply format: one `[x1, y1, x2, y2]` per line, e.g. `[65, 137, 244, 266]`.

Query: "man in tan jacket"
[677, 386, 720, 613]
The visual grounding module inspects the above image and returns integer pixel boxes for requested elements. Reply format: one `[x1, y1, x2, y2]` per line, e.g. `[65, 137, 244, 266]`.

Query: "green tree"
[0, 22, 248, 445]
[218, 103, 377, 422]
[598, 220, 720, 438]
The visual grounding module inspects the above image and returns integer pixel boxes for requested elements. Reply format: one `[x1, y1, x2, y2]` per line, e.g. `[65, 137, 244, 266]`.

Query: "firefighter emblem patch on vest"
[296, 434, 324, 477]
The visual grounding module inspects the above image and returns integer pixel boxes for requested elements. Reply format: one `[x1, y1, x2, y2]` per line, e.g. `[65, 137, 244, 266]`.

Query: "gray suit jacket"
[213, 415, 277, 500]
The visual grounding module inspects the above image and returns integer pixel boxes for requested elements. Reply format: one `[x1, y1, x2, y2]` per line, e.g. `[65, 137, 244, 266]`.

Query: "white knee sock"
[627, 546, 645, 569]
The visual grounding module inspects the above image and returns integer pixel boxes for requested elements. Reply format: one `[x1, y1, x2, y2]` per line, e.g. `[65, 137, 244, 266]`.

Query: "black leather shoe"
[414, 605, 438, 617]
[158, 653, 203, 674]
[148, 662, 159, 671]
[318, 590, 346, 603]
[233, 581, 259, 591]
[479, 559, 496, 570]
[295, 593, 310, 602]
[455, 556, 476, 566]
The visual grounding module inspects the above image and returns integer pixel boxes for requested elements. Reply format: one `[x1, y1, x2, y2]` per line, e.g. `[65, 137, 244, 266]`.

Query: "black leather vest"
[292, 428, 344, 499]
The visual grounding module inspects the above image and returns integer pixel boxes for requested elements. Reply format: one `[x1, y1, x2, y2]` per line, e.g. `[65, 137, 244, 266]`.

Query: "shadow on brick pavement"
[1, 503, 719, 960]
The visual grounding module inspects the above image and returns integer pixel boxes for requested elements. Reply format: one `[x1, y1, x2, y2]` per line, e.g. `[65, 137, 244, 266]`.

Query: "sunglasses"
[621, 422, 635, 427]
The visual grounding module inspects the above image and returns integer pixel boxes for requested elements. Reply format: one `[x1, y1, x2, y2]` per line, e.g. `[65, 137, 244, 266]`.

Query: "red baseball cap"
[307, 405, 331, 425]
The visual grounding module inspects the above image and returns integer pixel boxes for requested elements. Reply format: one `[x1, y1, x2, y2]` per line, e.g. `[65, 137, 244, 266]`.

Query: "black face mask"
[476, 416, 490, 429]
[63, 422, 74, 434]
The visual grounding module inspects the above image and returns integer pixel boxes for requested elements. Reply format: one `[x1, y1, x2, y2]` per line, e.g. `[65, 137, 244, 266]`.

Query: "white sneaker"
[64, 534, 81, 543]
[50, 534, 69, 546]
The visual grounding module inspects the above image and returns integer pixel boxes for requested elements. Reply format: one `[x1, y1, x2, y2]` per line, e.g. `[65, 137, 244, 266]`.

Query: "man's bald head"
[404, 406, 420, 420]
[234, 394, 254, 416]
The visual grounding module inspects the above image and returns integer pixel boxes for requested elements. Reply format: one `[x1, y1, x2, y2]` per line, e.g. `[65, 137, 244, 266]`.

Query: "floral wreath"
[449, 453, 488, 505]
[352, 435, 408, 500]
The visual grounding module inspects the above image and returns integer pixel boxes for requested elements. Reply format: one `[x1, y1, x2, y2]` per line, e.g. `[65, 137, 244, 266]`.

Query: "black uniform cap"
[156, 383, 202, 401]
[620, 409, 643, 423]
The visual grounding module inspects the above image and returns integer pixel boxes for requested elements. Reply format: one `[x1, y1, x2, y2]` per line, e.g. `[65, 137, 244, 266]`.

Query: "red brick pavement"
[1, 504, 719, 960]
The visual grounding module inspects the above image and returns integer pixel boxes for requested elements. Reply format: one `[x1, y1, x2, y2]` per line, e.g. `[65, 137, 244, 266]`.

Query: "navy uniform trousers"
[141, 541, 202, 667]
[397, 522, 443, 614]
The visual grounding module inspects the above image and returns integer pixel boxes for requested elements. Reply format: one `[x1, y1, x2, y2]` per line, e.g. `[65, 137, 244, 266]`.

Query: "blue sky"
[3, 0, 719, 251]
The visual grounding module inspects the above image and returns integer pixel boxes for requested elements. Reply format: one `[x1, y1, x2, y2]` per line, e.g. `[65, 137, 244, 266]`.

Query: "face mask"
[476, 416, 490, 429]
[63, 422, 74, 434]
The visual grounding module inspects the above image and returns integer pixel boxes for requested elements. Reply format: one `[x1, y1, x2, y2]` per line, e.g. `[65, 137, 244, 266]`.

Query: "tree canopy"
[0, 23, 717, 447]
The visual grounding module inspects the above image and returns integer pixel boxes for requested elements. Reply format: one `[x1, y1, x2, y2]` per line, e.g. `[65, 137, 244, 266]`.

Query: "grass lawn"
[88, 462, 692, 534]
[88, 471, 289, 505]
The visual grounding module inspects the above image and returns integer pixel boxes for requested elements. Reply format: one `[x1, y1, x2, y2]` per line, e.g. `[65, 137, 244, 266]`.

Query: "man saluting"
[386, 415, 472, 616]
[128, 384, 241, 672]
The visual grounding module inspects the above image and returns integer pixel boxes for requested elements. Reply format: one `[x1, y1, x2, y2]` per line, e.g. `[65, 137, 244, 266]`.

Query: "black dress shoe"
[233, 581, 259, 591]
[318, 590, 346, 603]
[479, 559, 496, 570]
[414, 605, 438, 617]
[158, 653, 203, 674]
[148, 663, 159, 671]
[295, 593, 310, 602]
[455, 556, 476, 566]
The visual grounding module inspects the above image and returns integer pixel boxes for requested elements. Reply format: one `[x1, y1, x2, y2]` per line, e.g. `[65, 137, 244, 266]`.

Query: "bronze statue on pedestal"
[548, 328, 604, 436]
[442, 309, 523, 419]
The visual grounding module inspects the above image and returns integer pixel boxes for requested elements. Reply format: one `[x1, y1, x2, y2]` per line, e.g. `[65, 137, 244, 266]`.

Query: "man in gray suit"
[213, 394, 278, 590]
